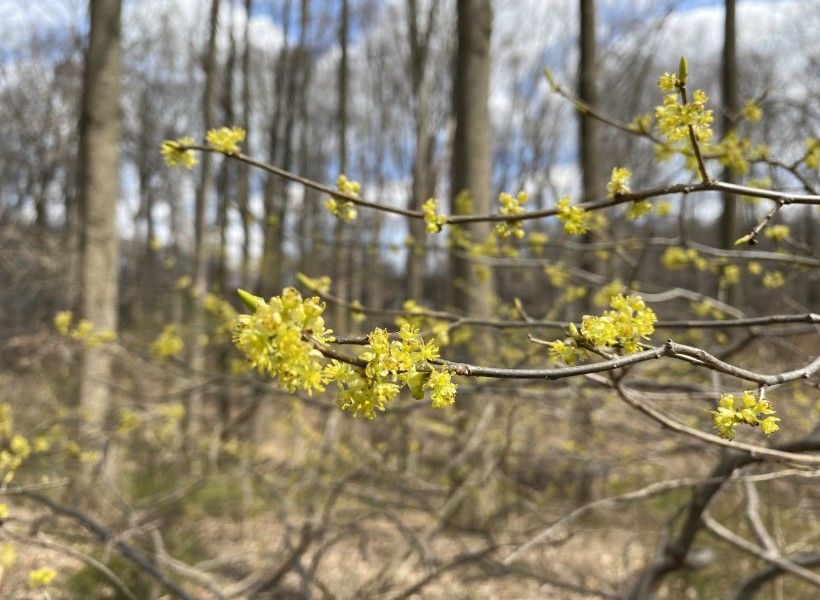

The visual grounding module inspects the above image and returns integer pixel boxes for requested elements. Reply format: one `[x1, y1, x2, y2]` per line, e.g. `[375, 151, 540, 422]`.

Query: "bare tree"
[404, 0, 439, 301]
[719, 0, 739, 252]
[258, 0, 294, 296]
[450, 0, 494, 317]
[237, 0, 254, 289]
[189, 0, 221, 440]
[77, 0, 122, 465]
[333, 0, 351, 332]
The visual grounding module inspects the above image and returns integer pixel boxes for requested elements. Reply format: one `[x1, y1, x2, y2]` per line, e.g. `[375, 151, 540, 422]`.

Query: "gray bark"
[450, 0, 494, 318]
[77, 0, 122, 462]
[188, 0, 220, 441]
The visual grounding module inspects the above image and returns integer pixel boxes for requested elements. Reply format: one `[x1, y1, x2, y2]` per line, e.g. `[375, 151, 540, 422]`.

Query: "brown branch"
[321, 332, 820, 391]
[736, 551, 820, 599]
[735, 199, 786, 246]
[315, 286, 818, 332]
[702, 511, 820, 587]
[504, 468, 817, 565]
[545, 72, 664, 144]
[182, 146, 820, 227]
[610, 379, 820, 466]
[21, 492, 194, 600]
[0, 528, 140, 600]
[625, 434, 820, 600]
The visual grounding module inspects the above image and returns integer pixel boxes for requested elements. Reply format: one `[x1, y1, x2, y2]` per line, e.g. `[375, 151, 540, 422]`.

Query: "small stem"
[679, 84, 711, 183]
[736, 199, 787, 246]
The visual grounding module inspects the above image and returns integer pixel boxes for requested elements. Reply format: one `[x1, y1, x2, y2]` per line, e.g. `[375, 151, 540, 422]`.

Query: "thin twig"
[702, 511, 820, 588]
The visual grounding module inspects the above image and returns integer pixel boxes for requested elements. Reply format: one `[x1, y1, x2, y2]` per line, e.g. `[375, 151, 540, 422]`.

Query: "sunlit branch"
[182, 145, 820, 227]
[313, 286, 817, 332]
[316, 333, 820, 388]
[609, 379, 820, 466]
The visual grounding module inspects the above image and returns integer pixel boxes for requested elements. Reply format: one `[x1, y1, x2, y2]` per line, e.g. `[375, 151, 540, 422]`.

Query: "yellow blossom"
[422, 198, 447, 233]
[556, 196, 593, 236]
[54, 311, 72, 334]
[151, 325, 184, 360]
[742, 99, 763, 123]
[28, 567, 57, 589]
[326, 174, 360, 221]
[160, 136, 198, 169]
[495, 191, 528, 239]
[606, 167, 631, 198]
[206, 126, 246, 154]
[764, 224, 789, 242]
[762, 271, 784, 289]
[655, 88, 713, 143]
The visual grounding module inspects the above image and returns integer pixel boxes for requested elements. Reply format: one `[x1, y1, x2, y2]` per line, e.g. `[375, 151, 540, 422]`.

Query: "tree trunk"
[719, 0, 738, 251]
[450, 0, 493, 318]
[258, 0, 293, 296]
[216, 2, 237, 296]
[237, 0, 254, 289]
[578, 0, 605, 304]
[574, 0, 603, 505]
[189, 0, 220, 442]
[404, 0, 437, 303]
[77, 0, 122, 470]
[333, 0, 350, 333]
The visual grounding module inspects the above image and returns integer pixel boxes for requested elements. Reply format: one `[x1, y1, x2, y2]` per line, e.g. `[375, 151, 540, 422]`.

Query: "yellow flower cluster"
[28, 567, 57, 589]
[394, 301, 450, 348]
[764, 224, 789, 242]
[326, 174, 360, 222]
[1, 433, 31, 484]
[657, 72, 681, 92]
[712, 390, 779, 439]
[233, 288, 334, 395]
[628, 113, 654, 134]
[720, 264, 741, 287]
[544, 263, 569, 287]
[426, 368, 458, 409]
[0, 403, 46, 486]
[528, 231, 549, 253]
[708, 131, 768, 176]
[661, 247, 707, 270]
[548, 294, 656, 364]
[742, 99, 763, 123]
[151, 324, 184, 360]
[206, 126, 246, 155]
[606, 167, 631, 198]
[117, 408, 142, 436]
[806, 138, 819, 173]
[495, 191, 528, 239]
[422, 198, 447, 233]
[547, 338, 586, 366]
[592, 279, 625, 307]
[626, 201, 652, 220]
[556, 196, 593, 236]
[327, 323, 453, 419]
[232, 289, 457, 419]
[297, 272, 332, 295]
[655, 89, 713, 143]
[160, 136, 198, 169]
[53, 311, 116, 347]
[762, 271, 784, 289]
[580, 294, 656, 354]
